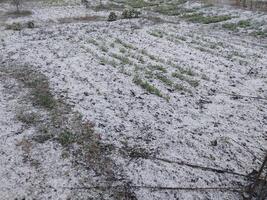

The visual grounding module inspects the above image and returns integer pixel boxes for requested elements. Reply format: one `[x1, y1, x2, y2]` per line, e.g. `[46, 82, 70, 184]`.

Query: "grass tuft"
[182, 13, 232, 24]
[133, 76, 162, 97]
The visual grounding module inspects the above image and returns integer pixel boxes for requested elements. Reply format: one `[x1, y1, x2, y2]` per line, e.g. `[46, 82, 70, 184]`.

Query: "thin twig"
[64, 185, 243, 192]
[230, 138, 264, 163]
[152, 157, 249, 178]
[220, 92, 267, 101]
[248, 153, 267, 200]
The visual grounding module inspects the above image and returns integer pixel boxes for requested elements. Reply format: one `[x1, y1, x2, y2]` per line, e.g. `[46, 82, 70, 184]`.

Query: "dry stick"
[258, 172, 267, 200]
[248, 153, 267, 200]
[151, 157, 249, 178]
[256, 154, 267, 180]
[65, 185, 243, 193]
[219, 92, 267, 101]
[130, 185, 243, 192]
[230, 138, 264, 163]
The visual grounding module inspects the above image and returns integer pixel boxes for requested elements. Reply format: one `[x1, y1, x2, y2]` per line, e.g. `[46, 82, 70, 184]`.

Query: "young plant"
[108, 12, 117, 22]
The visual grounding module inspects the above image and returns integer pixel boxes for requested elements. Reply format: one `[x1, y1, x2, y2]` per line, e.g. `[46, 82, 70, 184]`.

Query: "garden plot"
[0, 0, 266, 199]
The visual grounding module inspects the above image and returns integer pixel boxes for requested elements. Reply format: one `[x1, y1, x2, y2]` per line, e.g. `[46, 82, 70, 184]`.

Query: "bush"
[121, 9, 141, 19]
[27, 21, 34, 28]
[108, 12, 117, 22]
[6, 22, 22, 31]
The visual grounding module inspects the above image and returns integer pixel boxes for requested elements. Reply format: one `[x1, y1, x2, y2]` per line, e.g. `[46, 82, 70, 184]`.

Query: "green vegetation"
[148, 64, 167, 73]
[133, 76, 162, 97]
[92, 3, 125, 11]
[153, 3, 193, 16]
[16, 110, 39, 125]
[58, 131, 75, 147]
[98, 56, 119, 67]
[88, 38, 99, 46]
[12, 69, 56, 109]
[141, 49, 157, 60]
[119, 47, 127, 53]
[115, 38, 136, 50]
[1, 66, 135, 197]
[250, 30, 267, 38]
[124, 0, 155, 8]
[6, 22, 22, 31]
[177, 67, 195, 76]
[156, 73, 173, 86]
[121, 9, 141, 19]
[100, 45, 109, 53]
[172, 71, 199, 87]
[148, 30, 164, 38]
[108, 12, 118, 21]
[174, 83, 188, 92]
[182, 13, 232, 24]
[110, 53, 133, 65]
[222, 20, 251, 31]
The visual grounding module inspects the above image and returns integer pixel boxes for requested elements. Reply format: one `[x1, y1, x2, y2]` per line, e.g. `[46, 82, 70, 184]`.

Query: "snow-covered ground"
[0, 0, 266, 199]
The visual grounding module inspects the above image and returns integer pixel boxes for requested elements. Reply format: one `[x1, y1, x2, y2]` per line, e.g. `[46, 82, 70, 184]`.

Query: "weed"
[119, 47, 127, 53]
[16, 109, 39, 125]
[108, 12, 117, 21]
[153, 3, 192, 16]
[88, 38, 99, 46]
[115, 38, 136, 50]
[110, 59, 118, 67]
[133, 76, 162, 97]
[222, 20, 251, 31]
[6, 22, 22, 31]
[141, 49, 157, 60]
[58, 131, 75, 147]
[92, 3, 125, 11]
[148, 30, 164, 38]
[125, 0, 154, 8]
[186, 79, 199, 87]
[201, 74, 210, 81]
[156, 73, 173, 86]
[172, 71, 199, 87]
[122, 9, 141, 19]
[32, 133, 53, 144]
[110, 53, 133, 65]
[12, 69, 56, 109]
[238, 20, 251, 28]
[99, 56, 109, 65]
[179, 67, 195, 76]
[110, 43, 115, 48]
[250, 30, 267, 38]
[174, 83, 187, 92]
[148, 64, 167, 73]
[182, 13, 232, 24]
[100, 45, 109, 52]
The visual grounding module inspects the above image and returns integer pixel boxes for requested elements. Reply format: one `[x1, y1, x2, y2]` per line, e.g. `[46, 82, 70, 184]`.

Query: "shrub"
[121, 9, 141, 19]
[108, 12, 117, 21]
[58, 131, 75, 147]
[6, 22, 22, 31]
[27, 21, 34, 28]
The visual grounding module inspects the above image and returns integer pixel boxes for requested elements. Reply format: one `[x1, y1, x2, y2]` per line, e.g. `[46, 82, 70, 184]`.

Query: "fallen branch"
[246, 153, 267, 200]
[151, 157, 249, 178]
[65, 185, 243, 192]
[220, 92, 267, 101]
[230, 138, 264, 163]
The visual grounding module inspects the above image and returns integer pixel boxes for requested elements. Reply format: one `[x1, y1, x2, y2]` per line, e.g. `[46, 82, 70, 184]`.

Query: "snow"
[0, 0, 266, 199]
